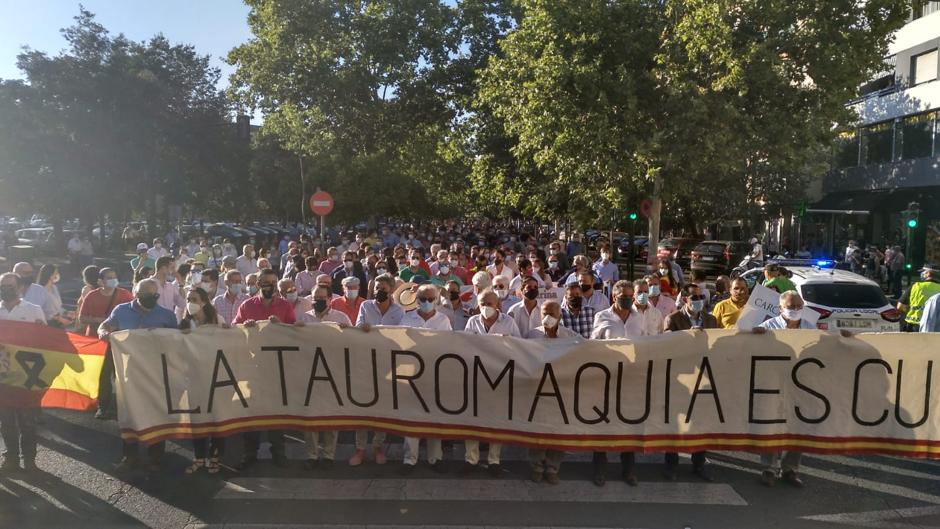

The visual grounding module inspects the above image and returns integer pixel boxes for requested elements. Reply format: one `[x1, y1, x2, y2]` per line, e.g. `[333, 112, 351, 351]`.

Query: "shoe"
[693, 466, 714, 482]
[185, 459, 206, 475]
[272, 454, 289, 468]
[236, 456, 258, 471]
[1, 457, 20, 472]
[544, 472, 560, 485]
[303, 459, 318, 471]
[622, 473, 638, 486]
[782, 470, 804, 488]
[761, 470, 777, 487]
[114, 457, 137, 473]
[662, 467, 678, 481]
[398, 464, 416, 476]
[373, 446, 387, 465]
[488, 463, 502, 478]
[593, 471, 606, 487]
[531, 470, 544, 483]
[348, 449, 366, 466]
[429, 461, 446, 474]
[459, 462, 476, 475]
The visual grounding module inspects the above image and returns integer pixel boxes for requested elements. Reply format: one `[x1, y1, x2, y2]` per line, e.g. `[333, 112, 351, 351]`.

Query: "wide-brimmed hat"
[393, 282, 419, 310]
[920, 263, 940, 274]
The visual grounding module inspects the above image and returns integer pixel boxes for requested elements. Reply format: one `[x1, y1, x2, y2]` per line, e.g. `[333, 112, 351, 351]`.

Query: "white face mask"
[495, 289, 508, 299]
[781, 308, 803, 321]
[481, 306, 498, 319]
[542, 315, 559, 328]
[186, 302, 202, 315]
[649, 285, 661, 296]
[346, 289, 359, 300]
[345, 260, 354, 269]
[439, 265, 450, 275]
[286, 292, 298, 302]
[410, 258, 421, 267]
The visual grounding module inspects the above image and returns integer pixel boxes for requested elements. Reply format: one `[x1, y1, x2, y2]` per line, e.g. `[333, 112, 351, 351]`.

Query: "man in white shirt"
[399, 284, 451, 474]
[493, 275, 521, 314]
[526, 300, 579, 339]
[153, 256, 185, 318]
[462, 289, 520, 477]
[0, 272, 45, 472]
[486, 249, 516, 283]
[562, 270, 610, 313]
[278, 278, 312, 322]
[11, 262, 54, 320]
[212, 270, 249, 326]
[147, 238, 169, 262]
[645, 274, 677, 320]
[508, 275, 543, 337]
[236, 244, 259, 277]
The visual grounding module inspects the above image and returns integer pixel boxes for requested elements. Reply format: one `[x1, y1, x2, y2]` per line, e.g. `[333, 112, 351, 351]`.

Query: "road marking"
[806, 454, 940, 481]
[215, 478, 747, 505]
[713, 453, 940, 505]
[800, 505, 940, 529]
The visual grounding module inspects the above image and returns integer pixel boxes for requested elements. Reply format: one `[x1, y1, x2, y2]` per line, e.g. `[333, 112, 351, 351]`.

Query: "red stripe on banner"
[0, 385, 97, 411]
[118, 414, 940, 447]
[0, 320, 107, 356]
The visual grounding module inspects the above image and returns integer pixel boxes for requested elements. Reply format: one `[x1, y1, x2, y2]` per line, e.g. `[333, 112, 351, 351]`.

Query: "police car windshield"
[800, 283, 887, 309]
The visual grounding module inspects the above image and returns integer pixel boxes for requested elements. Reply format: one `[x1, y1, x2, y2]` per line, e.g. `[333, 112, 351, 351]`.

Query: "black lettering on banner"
[792, 358, 830, 424]
[574, 362, 610, 424]
[207, 349, 248, 413]
[14, 350, 47, 390]
[161, 353, 201, 414]
[391, 350, 430, 413]
[616, 360, 653, 424]
[473, 356, 514, 420]
[686, 356, 724, 423]
[262, 345, 299, 406]
[304, 346, 343, 407]
[527, 363, 569, 424]
[748, 356, 789, 424]
[852, 359, 892, 426]
[895, 359, 932, 429]
[663, 358, 672, 424]
[345, 348, 379, 407]
[435, 354, 468, 415]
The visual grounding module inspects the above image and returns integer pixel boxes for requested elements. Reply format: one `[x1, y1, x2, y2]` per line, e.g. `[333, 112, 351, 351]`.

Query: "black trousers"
[665, 451, 706, 469]
[243, 430, 285, 459]
[0, 408, 38, 461]
[193, 437, 225, 459]
[592, 451, 635, 475]
[98, 346, 115, 412]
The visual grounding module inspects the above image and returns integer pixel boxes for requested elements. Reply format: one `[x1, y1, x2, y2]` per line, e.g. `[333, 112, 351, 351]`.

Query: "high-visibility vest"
[905, 281, 940, 325]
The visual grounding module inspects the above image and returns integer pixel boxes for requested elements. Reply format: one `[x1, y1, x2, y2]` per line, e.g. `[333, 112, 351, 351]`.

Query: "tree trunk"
[647, 170, 663, 266]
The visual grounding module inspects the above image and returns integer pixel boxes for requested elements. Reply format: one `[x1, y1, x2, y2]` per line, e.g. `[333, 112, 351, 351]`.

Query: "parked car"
[739, 263, 901, 333]
[616, 235, 649, 263]
[658, 237, 703, 269]
[205, 223, 246, 245]
[690, 240, 753, 276]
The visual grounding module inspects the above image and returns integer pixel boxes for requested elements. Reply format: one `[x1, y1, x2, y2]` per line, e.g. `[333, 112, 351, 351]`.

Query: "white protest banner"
[735, 283, 819, 330]
[111, 324, 940, 458]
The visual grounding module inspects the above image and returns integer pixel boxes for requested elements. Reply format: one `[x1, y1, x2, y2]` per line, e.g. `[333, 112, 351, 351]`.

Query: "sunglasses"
[417, 297, 435, 303]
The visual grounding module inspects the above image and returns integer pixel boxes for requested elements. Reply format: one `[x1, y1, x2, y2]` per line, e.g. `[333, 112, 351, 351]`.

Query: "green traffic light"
[629, 212, 638, 221]
[905, 263, 912, 270]
[907, 218, 918, 229]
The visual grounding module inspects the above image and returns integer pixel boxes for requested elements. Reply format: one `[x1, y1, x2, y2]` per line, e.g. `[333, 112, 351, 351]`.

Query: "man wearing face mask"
[592, 244, 620, 288]
[560, 277, 596, 339]
[147, 238, 169, 262]
[11, 262, 55, 321]
[569, 271, 610, 313]
[331, 276, 364, 324]
[486, 249, 516, 283]
[294, 256, 319, 297]
[331, 250, 367, 296]
[200, 268, 221, 300]
[98, 279, 177, 472]
[899, 264, 940, 332]
[278, 278, 312, 322]
[493, 275, 521, 314]
[236, 244, 258, 277]
[317, 247, 342, 275]
[206, 244, 225, 270]
[437, 280, 469, 331]
[662, 283, 718, 482]
[350, 274, 404, 466]
[399, 249, 431, 283]
[645, 274, 677, 320]
[399, 284, 452, 474]
[508, 276, 544, 337]
[0, 272, 46, 472]
[152, 256, 185, 319]
[509, 259, 545, 292]
[212, 270, 248, 326]
[526, 300, 578, 339]
[592, 280, 663, 340]
[463, 289, 521, 477]
[430, 258, 463, 287]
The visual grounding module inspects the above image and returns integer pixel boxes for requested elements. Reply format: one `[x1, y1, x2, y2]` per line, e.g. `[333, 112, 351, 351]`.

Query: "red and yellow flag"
[0, 320, 106, 411]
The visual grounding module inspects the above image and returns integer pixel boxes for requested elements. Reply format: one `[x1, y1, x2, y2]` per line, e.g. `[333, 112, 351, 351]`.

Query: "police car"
[739, 259, 901, 333]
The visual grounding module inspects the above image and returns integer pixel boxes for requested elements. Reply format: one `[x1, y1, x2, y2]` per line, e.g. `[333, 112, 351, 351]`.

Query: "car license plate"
[701, 256, 715, 261]
[838, 319, 872, 328]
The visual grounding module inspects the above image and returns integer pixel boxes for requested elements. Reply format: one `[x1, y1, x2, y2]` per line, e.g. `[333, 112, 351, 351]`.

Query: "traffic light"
[903, 201, 921, 230]
[907, 217, 918, 229]
[628, 212, 638, 221]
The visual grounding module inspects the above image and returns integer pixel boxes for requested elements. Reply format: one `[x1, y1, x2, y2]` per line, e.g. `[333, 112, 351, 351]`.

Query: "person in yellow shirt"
[712, 277, 749, 328]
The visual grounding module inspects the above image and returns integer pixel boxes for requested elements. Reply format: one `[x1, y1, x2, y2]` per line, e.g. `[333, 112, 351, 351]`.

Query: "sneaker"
[782, 470, 804, 488]
[348, 448, 366, 466]
[373, 446, 387, 465]
[544, 472, 560, 485]
[593, 472, 606, 487]
[761, 470, 777, 487]
[487, 463, 502, 478]
[530, 470, 544, 483]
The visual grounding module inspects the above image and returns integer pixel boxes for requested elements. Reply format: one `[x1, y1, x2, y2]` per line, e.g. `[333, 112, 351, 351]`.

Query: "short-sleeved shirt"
[507, 300, 542, 338]
[592, 305, 662, 339]
[356, 300, 405, 327]
[233, 296, 297, 324]
[213, 292, 250, 326]
[0, 299, 46, 323]
[331, 296, 364, 325]
[78, 287, 134, 335]
[103, 301, 178, 331]
[561, 306, 596, 339]
[712, 298, 746, 329]
[764, 276, 797, 294]
[399, 267, 430, 283]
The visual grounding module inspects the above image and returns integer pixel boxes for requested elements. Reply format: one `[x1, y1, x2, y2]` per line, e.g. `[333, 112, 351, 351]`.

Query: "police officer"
[898, 264, 940, 332]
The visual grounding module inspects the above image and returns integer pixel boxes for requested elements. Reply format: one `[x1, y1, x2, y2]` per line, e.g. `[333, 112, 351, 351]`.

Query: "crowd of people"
[2, 220, 939, 490]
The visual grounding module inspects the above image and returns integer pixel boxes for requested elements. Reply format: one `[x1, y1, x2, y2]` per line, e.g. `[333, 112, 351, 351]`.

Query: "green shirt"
[399, 267, 429, 283]
[763, 276, 796, 294]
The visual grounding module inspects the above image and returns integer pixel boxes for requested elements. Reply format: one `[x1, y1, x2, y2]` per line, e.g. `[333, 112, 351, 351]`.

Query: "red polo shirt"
[330, 296, 364, 325]
[233, 296, 296, 324]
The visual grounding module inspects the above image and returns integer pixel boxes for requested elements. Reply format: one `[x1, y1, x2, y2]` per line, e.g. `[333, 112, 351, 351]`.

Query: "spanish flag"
[0, 320, 106, 411]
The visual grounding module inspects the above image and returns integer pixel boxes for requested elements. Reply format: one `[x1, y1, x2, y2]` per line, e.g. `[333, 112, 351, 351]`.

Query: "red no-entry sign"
[309, 191, 334, 216]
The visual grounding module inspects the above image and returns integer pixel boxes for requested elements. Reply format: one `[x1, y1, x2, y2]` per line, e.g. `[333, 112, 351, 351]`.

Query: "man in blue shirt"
[99, 278, 178, 473]
[920, 293, 940, 333]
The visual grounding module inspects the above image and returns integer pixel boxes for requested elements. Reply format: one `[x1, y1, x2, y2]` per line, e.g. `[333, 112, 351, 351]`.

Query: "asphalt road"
[2, 408, 940, 529]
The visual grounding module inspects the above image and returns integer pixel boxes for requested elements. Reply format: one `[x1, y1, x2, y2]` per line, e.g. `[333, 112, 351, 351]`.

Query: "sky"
[0, 0, 253, 88]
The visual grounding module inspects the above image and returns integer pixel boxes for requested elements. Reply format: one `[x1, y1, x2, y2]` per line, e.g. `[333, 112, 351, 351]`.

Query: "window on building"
[911, 49, 938, 86]
[900, 112, 936, 160]
[912, 1, 940, 19]
[834, 132, 859, 168]
[861, 122, 894, 165]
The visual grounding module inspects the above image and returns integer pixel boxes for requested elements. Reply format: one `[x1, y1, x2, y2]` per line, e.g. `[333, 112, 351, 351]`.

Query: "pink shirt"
[233, 296, 297, 324]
